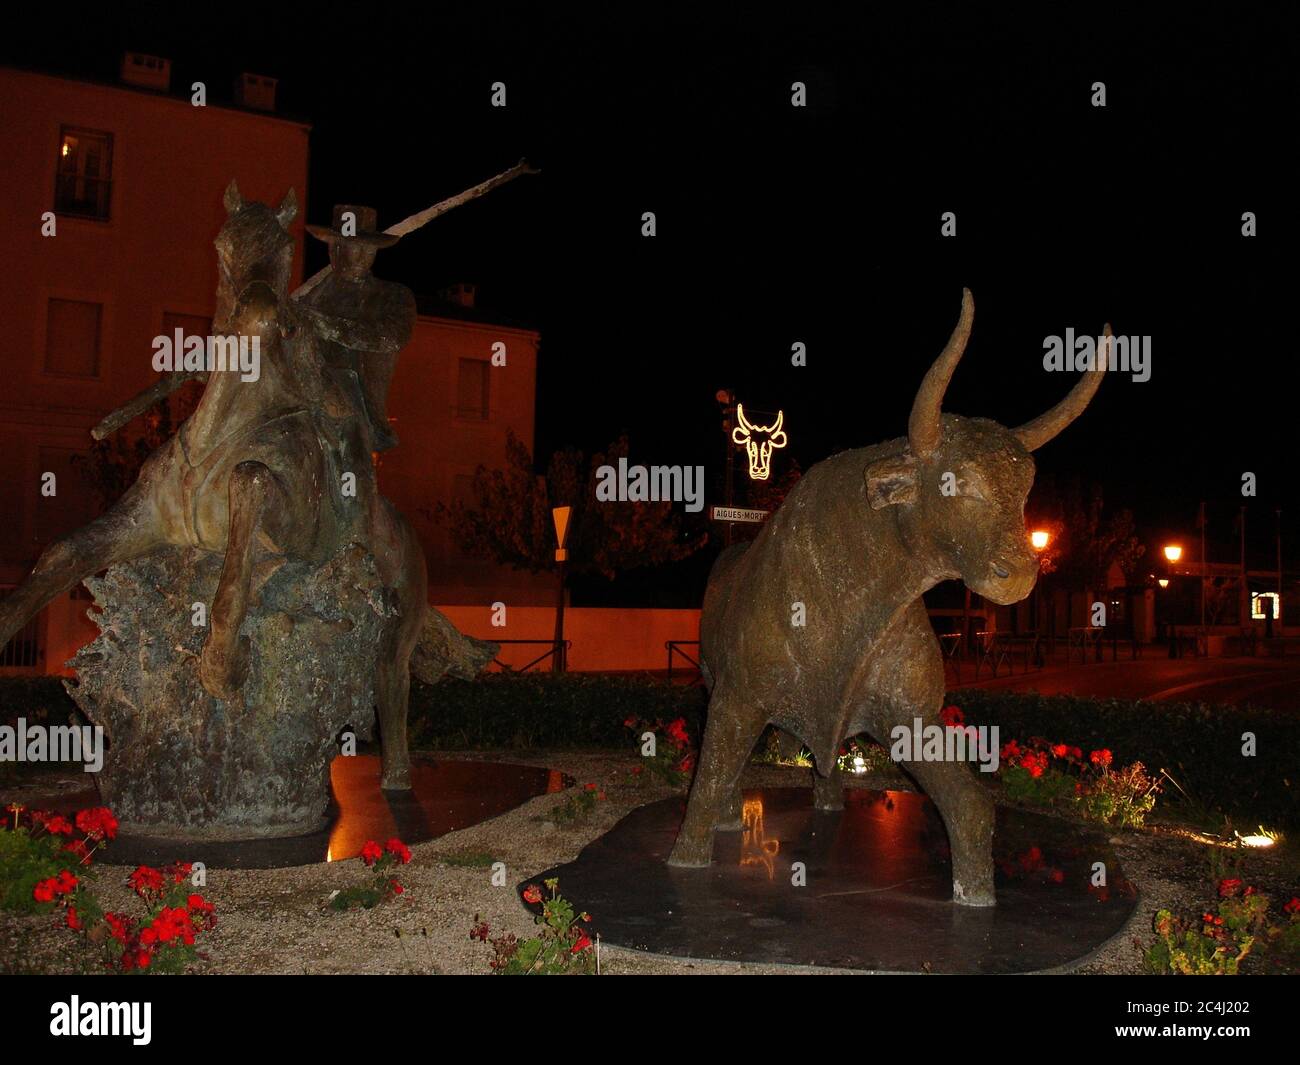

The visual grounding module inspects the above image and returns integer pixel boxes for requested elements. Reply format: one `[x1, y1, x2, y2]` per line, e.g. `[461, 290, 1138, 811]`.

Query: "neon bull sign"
[731, 404, 788, 480]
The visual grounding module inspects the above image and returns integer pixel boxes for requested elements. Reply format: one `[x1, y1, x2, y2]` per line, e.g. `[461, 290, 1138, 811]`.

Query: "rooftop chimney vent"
[234, 72, 278, 111]
[120, 52, 171, 92]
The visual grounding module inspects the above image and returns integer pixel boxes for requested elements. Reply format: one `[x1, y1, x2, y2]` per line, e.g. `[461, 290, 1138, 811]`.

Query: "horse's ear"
[276, 188, 298, 227]
[223, 180, 243, 215]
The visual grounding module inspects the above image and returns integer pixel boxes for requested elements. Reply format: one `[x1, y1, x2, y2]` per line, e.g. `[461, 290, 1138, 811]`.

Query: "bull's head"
[865, 289, 1109, 606]
[732, 405, 788, 480]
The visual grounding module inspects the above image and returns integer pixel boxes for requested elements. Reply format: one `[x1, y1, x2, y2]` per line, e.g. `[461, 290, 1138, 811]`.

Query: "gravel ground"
[2, 751, 1295, 976]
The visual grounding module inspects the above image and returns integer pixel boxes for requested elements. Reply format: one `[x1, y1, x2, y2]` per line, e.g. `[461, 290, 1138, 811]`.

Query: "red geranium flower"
[104, 912, 133, 944]
[1218, 878, 1243, 898]
[1050, 744, 1068, 759]
[65, 907, 83, 930]
[33, 878, 57, 904]
[522, 884, 542, 904]
[44, 814, 75, 836]
[1021, 750, 1049, 779]
[74, 807, 118, 841]
[187, 893, 215, 914]
[570, 931, 592, 953]
[384, 838, 412, 864]
[389, 880, 405, 895]
[623, 716, 637, 729]
[939, 705, 965, 728]
[1283, 897, 1300, 915]
[128, 865, 165, 897]
[360, 840, 384, 866]
[665, 718, 690, 748]
[1089, 749, 1113, 768]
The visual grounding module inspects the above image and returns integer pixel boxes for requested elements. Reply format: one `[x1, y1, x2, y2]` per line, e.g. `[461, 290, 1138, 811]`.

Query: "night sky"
[7, 7, 1294, 601]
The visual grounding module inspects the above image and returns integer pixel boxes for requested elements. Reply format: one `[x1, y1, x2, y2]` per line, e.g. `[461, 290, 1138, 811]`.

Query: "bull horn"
[1013, 324, 1111, 451]
[736, 404, 754, 433]
[770, 410, 783, 434]
[908, 288, 974, 457]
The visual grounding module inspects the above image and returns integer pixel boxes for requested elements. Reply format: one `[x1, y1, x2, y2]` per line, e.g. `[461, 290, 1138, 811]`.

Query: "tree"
[1028, 476, 1145, 593]
[438, 431, 706, 580]
[732, 460, 802, 543]
[73, 386, 201, 510]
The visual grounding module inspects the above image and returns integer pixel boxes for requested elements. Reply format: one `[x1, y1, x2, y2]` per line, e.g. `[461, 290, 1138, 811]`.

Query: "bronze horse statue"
[0, 184, 486, 790]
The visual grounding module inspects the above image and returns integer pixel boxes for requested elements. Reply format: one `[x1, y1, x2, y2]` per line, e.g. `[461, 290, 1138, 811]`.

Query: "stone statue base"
[66, 545, 393, 840]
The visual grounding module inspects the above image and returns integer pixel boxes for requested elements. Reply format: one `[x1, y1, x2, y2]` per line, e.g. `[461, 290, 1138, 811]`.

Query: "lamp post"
[1029, 529, 1050, 638]
[1163, 544, 1184, 656]
[716, 389, 737, 548]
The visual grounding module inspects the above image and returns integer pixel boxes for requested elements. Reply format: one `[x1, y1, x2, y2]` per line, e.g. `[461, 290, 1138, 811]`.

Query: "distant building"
[0, 59, 543, 675]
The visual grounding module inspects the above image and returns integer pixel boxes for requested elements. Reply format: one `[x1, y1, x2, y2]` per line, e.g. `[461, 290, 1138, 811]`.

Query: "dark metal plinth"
[76, 757, 568, 869]
[524, 788, 1139, 973]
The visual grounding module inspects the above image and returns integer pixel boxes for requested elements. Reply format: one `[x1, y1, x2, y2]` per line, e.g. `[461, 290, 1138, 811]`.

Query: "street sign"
[709, 506, 769, 524]
[552, 506, 571, 562]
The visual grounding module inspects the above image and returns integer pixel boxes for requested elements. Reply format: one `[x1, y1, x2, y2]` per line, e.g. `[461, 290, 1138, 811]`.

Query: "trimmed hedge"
[0, 677, 83, 730]
[409, 673, 707, 750]
[3, 675, 1292, 829]
[948, 689, 1300, 829]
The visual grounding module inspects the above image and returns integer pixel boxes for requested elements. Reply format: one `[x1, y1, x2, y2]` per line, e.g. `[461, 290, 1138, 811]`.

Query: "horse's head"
[214, 181, 297, 332]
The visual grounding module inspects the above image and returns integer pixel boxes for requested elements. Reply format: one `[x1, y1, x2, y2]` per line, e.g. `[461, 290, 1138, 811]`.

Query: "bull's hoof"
[952, 880, 996, 907]
[667, 836, 713, 868]
[199, 636, 250, 702]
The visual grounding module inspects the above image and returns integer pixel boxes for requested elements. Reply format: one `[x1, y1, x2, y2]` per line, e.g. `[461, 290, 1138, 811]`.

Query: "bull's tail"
[409, 605, 498, 685]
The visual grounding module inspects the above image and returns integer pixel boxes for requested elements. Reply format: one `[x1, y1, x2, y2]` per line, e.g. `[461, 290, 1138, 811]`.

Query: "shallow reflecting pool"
[43, 756, 568, 869]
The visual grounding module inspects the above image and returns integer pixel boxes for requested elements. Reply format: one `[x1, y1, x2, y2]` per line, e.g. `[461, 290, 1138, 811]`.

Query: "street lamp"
[1163, 544, 1183, 563]
[1028, 529, 1050, 641]
[1157, 578, 1169, 589]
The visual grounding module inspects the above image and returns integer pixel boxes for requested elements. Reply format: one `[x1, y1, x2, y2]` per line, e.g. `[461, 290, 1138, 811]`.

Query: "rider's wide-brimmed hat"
[306, 204, 399, 249]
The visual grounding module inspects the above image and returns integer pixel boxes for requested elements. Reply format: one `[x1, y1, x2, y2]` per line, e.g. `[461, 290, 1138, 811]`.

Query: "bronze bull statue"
[668, 290, 1109, 905]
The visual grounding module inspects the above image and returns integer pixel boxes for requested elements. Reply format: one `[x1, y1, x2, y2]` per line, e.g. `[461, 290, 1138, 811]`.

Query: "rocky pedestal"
[66, 545, 393, 840]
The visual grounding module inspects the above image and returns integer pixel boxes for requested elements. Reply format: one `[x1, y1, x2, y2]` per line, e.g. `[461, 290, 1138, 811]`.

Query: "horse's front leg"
[199, 461, 287, 701]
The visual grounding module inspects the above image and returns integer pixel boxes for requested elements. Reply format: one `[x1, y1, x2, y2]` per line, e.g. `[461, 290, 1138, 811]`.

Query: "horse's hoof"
[381, 766, 412, 791]
[199, 637, 250, 702]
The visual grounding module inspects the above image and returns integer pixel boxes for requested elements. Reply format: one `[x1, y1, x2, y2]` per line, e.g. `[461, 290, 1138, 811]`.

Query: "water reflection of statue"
[740, 798, 780, 879]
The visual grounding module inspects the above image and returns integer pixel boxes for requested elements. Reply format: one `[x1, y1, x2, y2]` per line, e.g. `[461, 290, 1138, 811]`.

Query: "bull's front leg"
[905, 756, 996, 906]
[199, 461, 286, 701]
[667, 688, 760, 867]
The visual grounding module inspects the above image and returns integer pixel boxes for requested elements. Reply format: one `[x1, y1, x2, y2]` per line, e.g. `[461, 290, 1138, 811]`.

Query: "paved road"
[948, 653, 1300, 710]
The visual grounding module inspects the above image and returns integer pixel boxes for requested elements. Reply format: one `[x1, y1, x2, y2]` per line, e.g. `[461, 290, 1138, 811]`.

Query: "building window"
[456, 358, 489, 420]
[44, 298, 102, 377]
[55, 126, 114, 220]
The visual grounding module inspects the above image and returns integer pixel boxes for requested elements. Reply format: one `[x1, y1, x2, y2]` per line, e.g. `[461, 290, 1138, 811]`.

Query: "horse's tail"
[409, 604, 499, 685]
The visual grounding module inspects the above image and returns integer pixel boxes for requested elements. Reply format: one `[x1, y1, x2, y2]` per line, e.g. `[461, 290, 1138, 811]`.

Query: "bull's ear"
[276, 188, 298, 227]
[864, 454, 918, 509]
